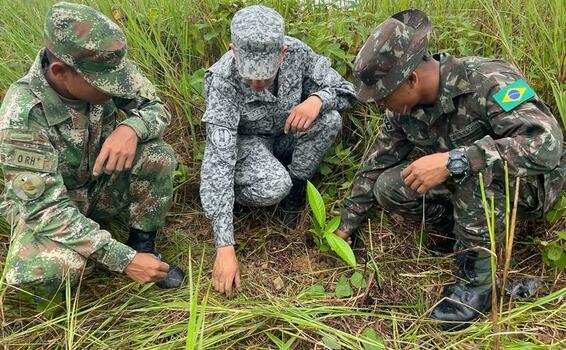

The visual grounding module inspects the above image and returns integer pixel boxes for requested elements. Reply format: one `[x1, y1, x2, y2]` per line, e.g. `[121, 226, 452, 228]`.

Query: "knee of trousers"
[237, 171, 292, 207]
[373, 165, 422, 214]
[5, 237, 86, 290]
[314, 110, 342, 137]
[131, 139, 177, 179]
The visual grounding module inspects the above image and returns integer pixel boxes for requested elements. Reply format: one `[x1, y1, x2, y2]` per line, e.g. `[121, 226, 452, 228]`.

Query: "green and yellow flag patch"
[493, 80, 536, 112]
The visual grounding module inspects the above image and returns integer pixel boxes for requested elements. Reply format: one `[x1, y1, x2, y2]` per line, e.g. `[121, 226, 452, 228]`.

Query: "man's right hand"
[212, 245, 241, 295]
[125, 253, 170, 284]
[335, 229, 353, 245]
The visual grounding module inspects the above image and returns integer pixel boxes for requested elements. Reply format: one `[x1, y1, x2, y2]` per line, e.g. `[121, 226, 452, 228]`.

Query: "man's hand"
[284, 95, 323, 134]
[401, 152, 449, 194]
[93, 125, 138, 176]
[335, 229, 352, 245]
[125, 253, 170, 284]
[212, 245, 240, 296]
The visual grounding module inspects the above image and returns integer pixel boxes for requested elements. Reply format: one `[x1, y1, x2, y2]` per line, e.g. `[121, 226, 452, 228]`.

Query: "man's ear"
[406, 71, 419, 88]
[279, 45, 288, 65]
[49, 61, 71, 79]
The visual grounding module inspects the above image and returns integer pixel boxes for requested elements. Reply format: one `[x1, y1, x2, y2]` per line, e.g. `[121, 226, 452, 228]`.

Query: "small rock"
[273, 276, 285, 290]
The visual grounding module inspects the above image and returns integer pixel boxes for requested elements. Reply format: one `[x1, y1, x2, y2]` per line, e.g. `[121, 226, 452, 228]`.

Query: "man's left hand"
[284, 95, 323, 134]
[401, 152, 449, 194]
[93, 125, 138, 176]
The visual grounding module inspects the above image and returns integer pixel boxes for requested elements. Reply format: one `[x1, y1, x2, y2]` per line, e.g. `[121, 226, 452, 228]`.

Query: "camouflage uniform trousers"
[372, 161, 566, 284]
[235, 110, 341, 207]
[373, 162, 566, 249]
[5, 139, 176, 296]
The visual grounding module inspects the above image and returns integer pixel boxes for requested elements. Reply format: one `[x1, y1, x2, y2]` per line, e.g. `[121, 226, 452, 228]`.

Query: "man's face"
[63, 71, 113, 105]
[245, 76, 277, 92]
[377, 77, 420, 114]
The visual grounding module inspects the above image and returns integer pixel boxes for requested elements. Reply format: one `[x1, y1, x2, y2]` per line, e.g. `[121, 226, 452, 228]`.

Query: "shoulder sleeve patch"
[12, 173, 46, 201]
[492, 80, 536, 112]
[209, 126, 234, 150]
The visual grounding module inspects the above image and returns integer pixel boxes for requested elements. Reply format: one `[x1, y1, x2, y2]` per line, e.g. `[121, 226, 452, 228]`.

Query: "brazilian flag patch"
[492, 80, 536, 112]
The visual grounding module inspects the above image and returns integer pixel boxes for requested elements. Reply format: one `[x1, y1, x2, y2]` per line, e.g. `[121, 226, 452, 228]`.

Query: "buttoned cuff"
[213, 213, 236, 248]
[464, 144, 486, 173]
[98, 240, 137, 272]
[338, 207, 362, 236]
[311, 90, 332, 112]
[120, 115, 148, 142]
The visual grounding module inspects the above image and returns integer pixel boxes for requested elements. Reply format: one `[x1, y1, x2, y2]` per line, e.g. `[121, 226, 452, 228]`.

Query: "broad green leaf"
[319, 164, 332, 176]
[324, 216, 341, 235]
[545, 194, 566, 222]
[298, 284, 326, 299]
[350, 271, 367, 289]
[335, 275, 353, 298]
[554, 253, 566, 269]
[321, 334, 341, 349]
[556, 231, 566, 240]
[545, 244, 563, 261]
[307, 180, 326, 229]
[326, 232, 357, 267]
[361, 327, 385, 350]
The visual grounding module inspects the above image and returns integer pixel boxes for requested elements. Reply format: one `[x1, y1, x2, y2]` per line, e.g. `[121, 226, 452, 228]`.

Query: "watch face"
[449, 158, 467, 177]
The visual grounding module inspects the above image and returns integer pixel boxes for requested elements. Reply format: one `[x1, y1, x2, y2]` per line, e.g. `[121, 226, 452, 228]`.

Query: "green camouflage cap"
[44, 2, 144, 99]
[353, 9, 431, 102]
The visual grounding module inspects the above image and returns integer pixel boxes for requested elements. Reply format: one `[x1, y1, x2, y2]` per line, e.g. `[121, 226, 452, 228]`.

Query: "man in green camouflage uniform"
[336, 9, 565, 330]
[0, 2, 185, 298]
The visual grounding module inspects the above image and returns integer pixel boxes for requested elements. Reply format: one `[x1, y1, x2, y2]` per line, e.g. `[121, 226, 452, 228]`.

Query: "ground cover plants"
[0, 0, 565, 349]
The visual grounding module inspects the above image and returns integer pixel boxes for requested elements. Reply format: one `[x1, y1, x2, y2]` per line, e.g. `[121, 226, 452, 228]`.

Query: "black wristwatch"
[446, 148, 470, 181]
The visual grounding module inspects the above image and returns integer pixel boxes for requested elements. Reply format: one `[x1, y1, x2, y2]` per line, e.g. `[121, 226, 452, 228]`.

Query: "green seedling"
[306, 180, 356, 267]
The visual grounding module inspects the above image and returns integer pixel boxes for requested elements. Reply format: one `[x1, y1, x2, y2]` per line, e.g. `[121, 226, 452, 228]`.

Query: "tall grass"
[0, 0, 565, 349]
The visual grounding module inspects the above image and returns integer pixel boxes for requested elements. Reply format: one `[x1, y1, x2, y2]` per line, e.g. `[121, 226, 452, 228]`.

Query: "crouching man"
[0, 2, 185, 299]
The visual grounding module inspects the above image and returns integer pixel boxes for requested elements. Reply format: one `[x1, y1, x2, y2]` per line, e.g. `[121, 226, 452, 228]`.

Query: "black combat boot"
[425, 201, 456, 256]
[430, 247, 493, 331]
[127, 229, 185, 289]
[279, 178, 307, 229]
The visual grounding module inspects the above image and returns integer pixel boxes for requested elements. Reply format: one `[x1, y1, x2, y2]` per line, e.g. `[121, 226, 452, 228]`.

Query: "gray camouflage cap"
[231, 5, 285, 80]
[353, 9, 431, 102]
[44, 2, 144, 99]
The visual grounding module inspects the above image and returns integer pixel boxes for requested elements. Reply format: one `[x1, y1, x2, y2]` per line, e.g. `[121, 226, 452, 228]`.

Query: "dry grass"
[1, 0, 566, 349]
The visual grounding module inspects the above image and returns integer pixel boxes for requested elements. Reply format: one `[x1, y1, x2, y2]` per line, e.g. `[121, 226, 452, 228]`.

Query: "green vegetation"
[307, 180, 356, 267]
[1, 0, 565, 349]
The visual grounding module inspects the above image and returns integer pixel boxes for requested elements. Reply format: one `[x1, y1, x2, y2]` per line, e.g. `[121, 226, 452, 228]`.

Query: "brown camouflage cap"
[44, 2, 144, 99]
[353, 9, 431, 102]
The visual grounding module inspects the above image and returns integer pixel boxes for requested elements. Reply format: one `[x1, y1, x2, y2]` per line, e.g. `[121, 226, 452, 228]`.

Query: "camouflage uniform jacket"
[201, 36, 356, 247]
[340, 53, 565, 234]
[0, 49, 171, 272]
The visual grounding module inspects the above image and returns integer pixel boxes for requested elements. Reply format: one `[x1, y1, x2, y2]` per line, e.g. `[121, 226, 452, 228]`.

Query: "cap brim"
[79, 59, 144, 99]
[235, 50, 280, 80]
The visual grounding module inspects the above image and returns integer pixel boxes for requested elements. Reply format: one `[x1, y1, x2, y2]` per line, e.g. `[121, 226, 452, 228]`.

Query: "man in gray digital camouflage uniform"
[0, 2, 185, 299]
[200, 5, 356, 295]
[336, 9, 565, 330]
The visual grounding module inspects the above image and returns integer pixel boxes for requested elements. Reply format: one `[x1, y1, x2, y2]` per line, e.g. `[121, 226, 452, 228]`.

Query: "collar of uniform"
[436, 53, 472, 115]
[28, 49, 76, 126]
[242, 84, 278, 103]
[410, 53, 473, 125]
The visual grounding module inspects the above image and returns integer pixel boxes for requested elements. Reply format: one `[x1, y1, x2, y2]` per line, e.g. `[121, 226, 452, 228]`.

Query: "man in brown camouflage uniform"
[0, 2, 185, 299]
[336, 9, 565, 330]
